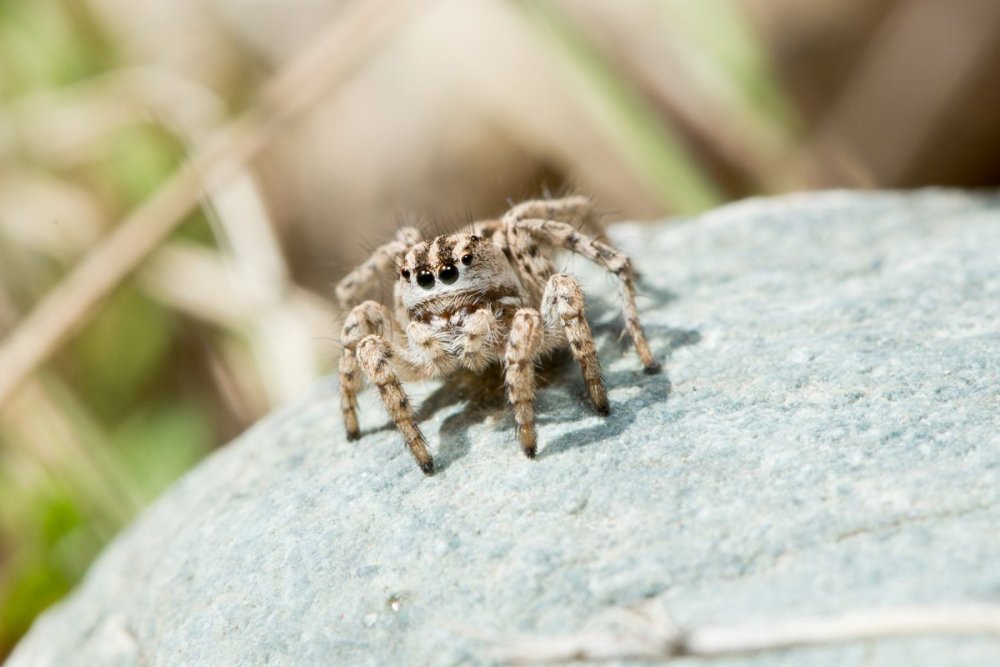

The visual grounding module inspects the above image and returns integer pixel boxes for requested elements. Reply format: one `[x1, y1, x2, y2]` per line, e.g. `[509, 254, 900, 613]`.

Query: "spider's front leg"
[542, 273, 609, 415]
[504, 308, 543, 458]
[355, 335, 435, 475]
[340, 301, 434, 474]
[340, 301, 393, 440]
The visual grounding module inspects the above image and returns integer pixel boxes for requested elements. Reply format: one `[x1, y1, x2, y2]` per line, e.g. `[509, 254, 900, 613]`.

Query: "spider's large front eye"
[438, 264, 459, 284]
[416, 270, 435, 288]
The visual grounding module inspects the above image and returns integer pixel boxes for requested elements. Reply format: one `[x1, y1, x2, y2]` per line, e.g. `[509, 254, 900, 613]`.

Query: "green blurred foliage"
[0, 0, 109, 94]
[111, 402, 214, 503]
[0, 477, 103, 653]
[95, 125, 187, 208]
[68, 285, 176, 422]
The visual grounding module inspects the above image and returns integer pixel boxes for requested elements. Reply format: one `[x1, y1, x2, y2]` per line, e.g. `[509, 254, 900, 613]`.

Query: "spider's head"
[398, 233, 514, 307]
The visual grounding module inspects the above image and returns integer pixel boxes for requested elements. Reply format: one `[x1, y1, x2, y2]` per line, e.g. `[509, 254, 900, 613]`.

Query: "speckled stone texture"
[9, 191, 1000, 666]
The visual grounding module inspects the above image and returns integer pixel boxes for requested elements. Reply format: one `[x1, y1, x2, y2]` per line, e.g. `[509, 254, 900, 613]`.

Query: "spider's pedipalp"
[405, 319, 455, 375]
[459, 307, 500, 372]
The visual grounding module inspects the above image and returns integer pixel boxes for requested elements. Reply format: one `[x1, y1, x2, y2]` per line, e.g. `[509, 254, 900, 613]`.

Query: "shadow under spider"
[634, 278, 679, 309]
[537, 323, 700, 459]
[379, 320, 702, 472]
[360, 282, 700, 470]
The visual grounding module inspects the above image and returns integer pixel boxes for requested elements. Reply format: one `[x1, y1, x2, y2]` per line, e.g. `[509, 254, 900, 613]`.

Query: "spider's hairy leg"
[502, 226, 554, 300]
[516, 218, 661, 374]
[356, 335, 435, 476]
[542, 273, 609, 415]
[334, 226, 421, 309]
[339, 301, 394, 440]
[504, 308, 543, 458]
[393, 280, 408, 326]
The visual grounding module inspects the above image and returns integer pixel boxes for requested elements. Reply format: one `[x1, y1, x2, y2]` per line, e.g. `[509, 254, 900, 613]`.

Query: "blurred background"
[1, 0, 999, 655]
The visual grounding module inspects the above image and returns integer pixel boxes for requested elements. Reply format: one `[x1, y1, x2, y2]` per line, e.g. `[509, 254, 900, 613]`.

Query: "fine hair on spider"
[334, 195, 660, 475]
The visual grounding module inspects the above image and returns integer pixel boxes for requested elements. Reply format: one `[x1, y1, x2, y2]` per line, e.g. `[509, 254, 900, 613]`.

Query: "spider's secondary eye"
[400, 269, 411, 280]
[461, 254, 473, 266]
[438, 264, 459, 284]
[416, 270, 435, 288]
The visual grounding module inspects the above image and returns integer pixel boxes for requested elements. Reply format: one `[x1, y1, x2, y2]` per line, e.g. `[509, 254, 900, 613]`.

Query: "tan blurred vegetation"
[1, 0, 999, 656]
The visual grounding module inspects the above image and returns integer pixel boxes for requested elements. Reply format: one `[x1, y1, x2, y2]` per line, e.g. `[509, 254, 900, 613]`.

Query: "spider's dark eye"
[400, 269, 411, 281]
[461, 254, 473, 266]
[438, 264, 459, 284]
[416, 270, 435, 288]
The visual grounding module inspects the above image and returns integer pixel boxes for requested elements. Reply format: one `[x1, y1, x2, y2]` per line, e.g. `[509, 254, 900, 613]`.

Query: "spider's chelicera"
[335, 195, 660, 475]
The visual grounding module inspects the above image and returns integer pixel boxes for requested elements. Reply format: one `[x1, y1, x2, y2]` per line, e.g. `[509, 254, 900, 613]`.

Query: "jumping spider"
[335, 195, 660, 475]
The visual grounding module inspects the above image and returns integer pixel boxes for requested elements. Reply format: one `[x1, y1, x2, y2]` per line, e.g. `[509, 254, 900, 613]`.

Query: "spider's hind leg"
[504, 195, 606, 241]
[507, 216, 661, 374]
[542, 273, 609, 415]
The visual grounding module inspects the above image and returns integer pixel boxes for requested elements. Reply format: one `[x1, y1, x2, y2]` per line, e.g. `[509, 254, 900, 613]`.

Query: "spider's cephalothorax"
[335, 196, 660, 475]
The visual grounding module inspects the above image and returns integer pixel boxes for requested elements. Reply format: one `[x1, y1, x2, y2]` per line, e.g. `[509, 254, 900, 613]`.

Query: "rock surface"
[10, 191, 1000, 666]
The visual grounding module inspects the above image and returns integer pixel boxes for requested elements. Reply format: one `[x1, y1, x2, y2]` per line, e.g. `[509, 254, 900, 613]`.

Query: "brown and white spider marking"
[335, 195, 660, 475]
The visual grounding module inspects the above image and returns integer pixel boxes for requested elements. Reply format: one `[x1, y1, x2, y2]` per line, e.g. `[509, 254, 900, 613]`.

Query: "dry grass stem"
[474, 601, 1000, 664]
[0, 67, 226, 165]
[203, 169, 320, 403]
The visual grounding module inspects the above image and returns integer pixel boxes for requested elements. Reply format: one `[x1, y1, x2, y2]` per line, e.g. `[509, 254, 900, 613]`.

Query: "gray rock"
[10, 190, 1000, 666]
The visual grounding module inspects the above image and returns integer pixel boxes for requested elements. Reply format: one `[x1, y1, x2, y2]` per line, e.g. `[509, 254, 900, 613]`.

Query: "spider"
[335, 195, 660, 475]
